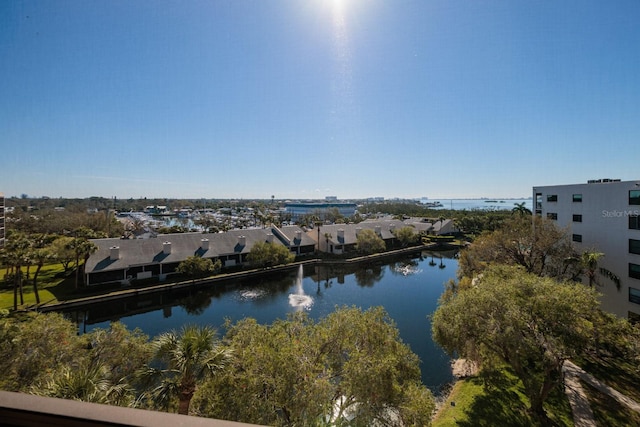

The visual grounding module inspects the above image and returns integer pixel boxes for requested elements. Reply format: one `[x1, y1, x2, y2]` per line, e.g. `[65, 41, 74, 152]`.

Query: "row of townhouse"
[313, 218, 455, 254]
[85, 226, 317, 286]
[533, 179, 640, 320]
[85, 218, 456, 286]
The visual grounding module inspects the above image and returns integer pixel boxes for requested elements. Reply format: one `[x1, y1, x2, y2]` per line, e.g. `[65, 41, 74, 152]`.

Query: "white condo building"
[533, 179, 640, 320]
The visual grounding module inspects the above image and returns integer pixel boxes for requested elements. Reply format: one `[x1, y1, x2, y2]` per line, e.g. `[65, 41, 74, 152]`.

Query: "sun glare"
[331, 0, 345, 13]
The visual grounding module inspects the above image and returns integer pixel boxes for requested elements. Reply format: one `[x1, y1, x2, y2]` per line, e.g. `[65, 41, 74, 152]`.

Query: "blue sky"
[2, 1, 639, 200]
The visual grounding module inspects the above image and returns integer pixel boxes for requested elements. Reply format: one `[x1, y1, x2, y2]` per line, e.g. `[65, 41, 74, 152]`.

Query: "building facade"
[533, 179, 640, 319]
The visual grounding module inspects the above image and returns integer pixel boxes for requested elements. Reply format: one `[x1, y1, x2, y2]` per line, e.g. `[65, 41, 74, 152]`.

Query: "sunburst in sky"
[2, 1, 640, 199]
[328, 0, 356, 148]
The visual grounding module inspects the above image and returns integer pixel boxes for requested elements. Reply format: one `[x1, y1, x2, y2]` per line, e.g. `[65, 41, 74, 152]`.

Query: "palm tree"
[68, 227, 99, 287]
[138, 325, 232, 415]
[581, 250, 604, 287]
[35, 363, 134, 406]
[68, 238, 97, 289]
[4, 233, 30, 309]
[512, 202, 532, 216]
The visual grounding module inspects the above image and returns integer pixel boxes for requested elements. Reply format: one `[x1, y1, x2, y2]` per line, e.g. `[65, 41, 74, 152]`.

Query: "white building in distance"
[533, 179, 640, 320]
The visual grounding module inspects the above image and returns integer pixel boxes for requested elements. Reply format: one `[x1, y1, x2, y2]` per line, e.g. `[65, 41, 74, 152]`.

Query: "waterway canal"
[66, 250, 458, 393]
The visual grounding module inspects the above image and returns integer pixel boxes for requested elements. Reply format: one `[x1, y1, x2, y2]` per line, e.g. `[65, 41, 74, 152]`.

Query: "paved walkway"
[562, 360, 640, 427]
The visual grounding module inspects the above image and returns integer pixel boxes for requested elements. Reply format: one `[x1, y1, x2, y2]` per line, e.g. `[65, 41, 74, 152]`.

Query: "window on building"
[630, 287, 640, 304]
[547, 195, 558, 202]
[630, 190, 640, 205]
[572, 194, 582, 203]
[631, 215, 640, 230]
[630, 263, 640, 280]
[547, 212, 557, 220]
[630, 239, 640, 255]
[573, 214, 582, 222]
[572, 234, 582, 242]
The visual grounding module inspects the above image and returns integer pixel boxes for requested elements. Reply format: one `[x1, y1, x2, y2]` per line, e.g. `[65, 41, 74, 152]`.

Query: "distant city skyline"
[2, 1, 639, 200]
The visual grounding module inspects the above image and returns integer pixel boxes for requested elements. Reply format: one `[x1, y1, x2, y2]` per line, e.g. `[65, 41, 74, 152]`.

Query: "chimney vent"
[266, 233, 274, 243]
[201, 238, 209, 250]
[109, 246, 120, 261]
[238, 236, 246, 246]
[163, 241, 172, 254]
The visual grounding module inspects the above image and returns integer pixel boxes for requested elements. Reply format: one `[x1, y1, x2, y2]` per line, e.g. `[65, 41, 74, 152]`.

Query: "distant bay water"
[421, 198, 533, 211]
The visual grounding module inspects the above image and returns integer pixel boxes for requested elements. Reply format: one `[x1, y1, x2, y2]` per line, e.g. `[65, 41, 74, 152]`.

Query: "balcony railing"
[0, 391, 264, 427]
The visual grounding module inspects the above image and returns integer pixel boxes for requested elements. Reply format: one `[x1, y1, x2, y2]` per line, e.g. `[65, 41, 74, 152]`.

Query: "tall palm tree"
[4, 233, 30, 309]
[68, 238, 97, 289]
[138, 325, 232, 415]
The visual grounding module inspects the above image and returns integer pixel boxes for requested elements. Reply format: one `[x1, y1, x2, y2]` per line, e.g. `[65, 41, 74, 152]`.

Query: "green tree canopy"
[0, 314, 152, 406]
[355, 229, 386, 254]
[177, 256, 221, 280]
[0, 312, 85, 391]
[432, 265, 600, 422]
[193, 306, 434, 426]
[457, 215, 578, 279]
[246, 241, 295, 268]
[50, 236, 76, 272]
[393, 226, 419, 247]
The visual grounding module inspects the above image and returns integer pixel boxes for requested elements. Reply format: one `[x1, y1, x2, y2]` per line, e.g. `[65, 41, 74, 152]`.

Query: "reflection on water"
[58, 250, 458, 393]
[353, 264, 384, 287]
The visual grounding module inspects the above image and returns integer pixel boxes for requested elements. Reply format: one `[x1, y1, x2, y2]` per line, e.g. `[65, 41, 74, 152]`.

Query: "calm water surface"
[73, 251, 458, 393]
[424, 198, 532, 211]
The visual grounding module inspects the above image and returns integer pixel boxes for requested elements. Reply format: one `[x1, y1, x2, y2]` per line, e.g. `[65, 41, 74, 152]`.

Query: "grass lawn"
[432, 368, 573, 427]
[0, 263, 81, 310]
[0, 263, 200, 311]
[576, 353, 640, 404]
[581, 380, 640, 426]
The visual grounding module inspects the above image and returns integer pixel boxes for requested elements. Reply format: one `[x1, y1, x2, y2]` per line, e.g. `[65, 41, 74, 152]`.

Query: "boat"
[424, 201, 443, 208]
